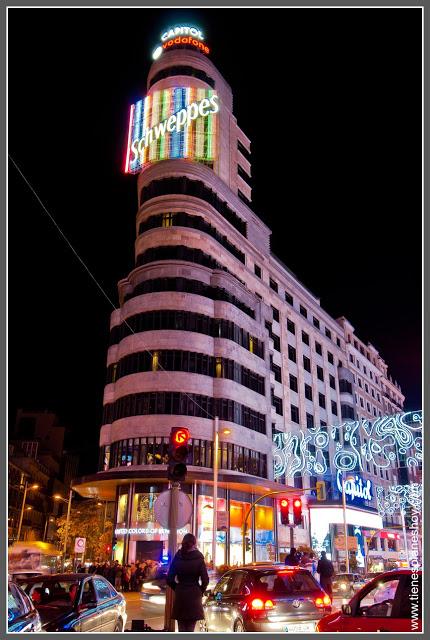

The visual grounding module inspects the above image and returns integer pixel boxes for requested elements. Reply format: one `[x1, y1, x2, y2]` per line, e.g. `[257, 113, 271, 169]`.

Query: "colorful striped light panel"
[125, 87, 218, 174]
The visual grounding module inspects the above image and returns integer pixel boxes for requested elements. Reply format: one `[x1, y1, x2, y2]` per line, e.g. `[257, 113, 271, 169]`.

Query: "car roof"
[239, 565, 308, 574]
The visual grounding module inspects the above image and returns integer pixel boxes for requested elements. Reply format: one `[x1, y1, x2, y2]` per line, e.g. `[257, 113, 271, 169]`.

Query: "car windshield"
[23, 580, 80, 607]
[258, 571, 318, 594]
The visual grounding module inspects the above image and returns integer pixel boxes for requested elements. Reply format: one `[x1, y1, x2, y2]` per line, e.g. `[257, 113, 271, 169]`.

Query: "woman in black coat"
[167, 533, 209, 632]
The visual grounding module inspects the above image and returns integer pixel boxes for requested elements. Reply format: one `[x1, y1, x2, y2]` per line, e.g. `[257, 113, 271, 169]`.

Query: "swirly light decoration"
[273, 410, 422, 479]
[376, 483, 422, 517]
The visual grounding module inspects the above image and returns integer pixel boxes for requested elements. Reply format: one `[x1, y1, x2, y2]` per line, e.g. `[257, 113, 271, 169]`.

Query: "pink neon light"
[124, 103, 135, 174]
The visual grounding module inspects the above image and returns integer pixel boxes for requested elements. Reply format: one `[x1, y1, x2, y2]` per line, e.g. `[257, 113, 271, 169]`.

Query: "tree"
[56, 501, 113, 562]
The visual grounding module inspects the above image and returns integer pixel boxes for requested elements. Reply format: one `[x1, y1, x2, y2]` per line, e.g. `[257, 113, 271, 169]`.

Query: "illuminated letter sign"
[153, 25, 209, 58]
[125, 87, 219, 173]
[337, 471, 373, 504]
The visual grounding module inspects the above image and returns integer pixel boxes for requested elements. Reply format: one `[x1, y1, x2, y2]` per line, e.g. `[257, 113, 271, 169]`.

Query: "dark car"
[201, 564, 331, 633]
[332, 573, 366, 597]
[8, 580, 42, 632]
[316, 569, 422, 633]
[18, 573, 127, 632]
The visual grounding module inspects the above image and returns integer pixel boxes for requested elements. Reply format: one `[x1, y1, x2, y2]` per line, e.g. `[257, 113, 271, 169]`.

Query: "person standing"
[285, 547, 299, 566]
[167, 533, 209, 632]
[317, 551, 334, 601]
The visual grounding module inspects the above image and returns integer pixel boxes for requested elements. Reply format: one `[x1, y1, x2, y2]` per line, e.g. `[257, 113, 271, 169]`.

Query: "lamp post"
[16, 481, 40, 542]
[341, 473, 355, 574]
[54, 490, 73, 570]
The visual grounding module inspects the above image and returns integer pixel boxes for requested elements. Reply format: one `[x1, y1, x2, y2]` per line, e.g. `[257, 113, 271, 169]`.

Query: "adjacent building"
[72, 28, 411, 569]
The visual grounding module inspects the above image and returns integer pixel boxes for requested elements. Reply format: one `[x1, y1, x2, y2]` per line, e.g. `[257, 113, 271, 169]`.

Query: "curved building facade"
[74, 33, 406, 569]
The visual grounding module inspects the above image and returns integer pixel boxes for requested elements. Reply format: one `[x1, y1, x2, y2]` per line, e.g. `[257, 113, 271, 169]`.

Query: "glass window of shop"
[255, 501, 275, 562]
[230, 490, 255, 566]
[197, 485, 227, 569]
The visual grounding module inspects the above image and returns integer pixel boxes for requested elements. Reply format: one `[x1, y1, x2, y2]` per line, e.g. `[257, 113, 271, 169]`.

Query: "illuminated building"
[73, 27, 411, 568]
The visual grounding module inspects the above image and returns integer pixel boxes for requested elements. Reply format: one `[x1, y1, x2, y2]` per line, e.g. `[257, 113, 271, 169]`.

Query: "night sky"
[8, 8, 422, 475]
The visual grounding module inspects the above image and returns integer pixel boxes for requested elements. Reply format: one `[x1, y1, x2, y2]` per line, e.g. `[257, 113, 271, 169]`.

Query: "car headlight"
[340, 583, 347, 590]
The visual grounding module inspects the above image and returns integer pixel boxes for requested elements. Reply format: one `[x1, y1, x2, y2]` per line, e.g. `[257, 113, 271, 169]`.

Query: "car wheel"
[114, 619, 122, 632]
[199, 619, 208, 632]
[234, 619, 245, 632]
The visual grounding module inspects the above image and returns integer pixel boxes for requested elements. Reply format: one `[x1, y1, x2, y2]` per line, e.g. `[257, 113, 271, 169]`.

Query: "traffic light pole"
[241, 488, 313, 566]
[164, 481, 180, 632]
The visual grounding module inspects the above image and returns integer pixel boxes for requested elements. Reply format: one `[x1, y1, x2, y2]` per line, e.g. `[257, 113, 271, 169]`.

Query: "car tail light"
[250, 598, 275, 611]
[323, 595, 331, 606]
[315, 594, 331, 608]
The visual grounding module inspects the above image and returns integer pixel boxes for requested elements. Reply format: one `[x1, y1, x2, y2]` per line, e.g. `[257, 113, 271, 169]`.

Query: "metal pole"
[342, 475, 350, 573]
[400, 509, 410, 566]
[62, 489, 73, 571]
[103, 501, 108, 531]
[16, 481, 28, 542]
[164, 482, 180, 632]
[43, 516, 49, 542]
[212, 417, 219, 570]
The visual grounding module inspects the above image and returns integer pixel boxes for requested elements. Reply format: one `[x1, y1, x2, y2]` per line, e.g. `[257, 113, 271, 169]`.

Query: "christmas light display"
[125, 87, 219, 174]
[273, 410, 422, 479]
[376, 483, 422, 517]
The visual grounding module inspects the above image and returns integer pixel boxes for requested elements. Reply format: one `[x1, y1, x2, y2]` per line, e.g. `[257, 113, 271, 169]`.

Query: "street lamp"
[54, 490, 73, 570]
[212, 418, 232, 568]
[16, 482, 40, 542]
[341, 474, 355, 574]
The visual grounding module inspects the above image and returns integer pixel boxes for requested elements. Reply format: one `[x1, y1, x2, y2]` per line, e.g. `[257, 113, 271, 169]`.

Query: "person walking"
[167, 533, 209, 632]
[317, 551, 334, 601]
[285, 547, 299, 566]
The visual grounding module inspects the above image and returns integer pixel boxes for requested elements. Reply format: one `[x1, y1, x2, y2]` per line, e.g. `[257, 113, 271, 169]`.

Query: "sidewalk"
[123, 592, 165, 631]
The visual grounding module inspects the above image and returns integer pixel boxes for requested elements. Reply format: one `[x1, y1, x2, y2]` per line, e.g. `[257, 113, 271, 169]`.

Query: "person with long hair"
[167, 533, 209, 632]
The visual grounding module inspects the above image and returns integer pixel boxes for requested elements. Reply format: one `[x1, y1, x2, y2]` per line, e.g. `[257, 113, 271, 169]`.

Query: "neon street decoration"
[152, 26, 209, 59]
[114, 527, 188, 535]
[376, 483, 422, 517]
[336, 471, 373, 503]
[125, 88, 219, 174]
[273, 410, 422, 479]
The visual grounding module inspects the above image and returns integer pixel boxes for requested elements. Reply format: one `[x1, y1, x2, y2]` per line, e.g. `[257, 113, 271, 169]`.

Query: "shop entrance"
[136, 541, 163, 563]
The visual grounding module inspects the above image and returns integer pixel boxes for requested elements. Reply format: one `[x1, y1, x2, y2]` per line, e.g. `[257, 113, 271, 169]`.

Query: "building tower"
[73, 26, 411, 569]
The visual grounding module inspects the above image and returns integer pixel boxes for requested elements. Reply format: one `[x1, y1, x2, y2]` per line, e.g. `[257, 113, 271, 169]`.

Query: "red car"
[316, 569, 422, 633]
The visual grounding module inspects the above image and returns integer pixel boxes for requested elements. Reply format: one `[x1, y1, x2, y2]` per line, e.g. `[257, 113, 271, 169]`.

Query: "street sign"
[74, 537, 86, 553]
[154, 490, 193, 529]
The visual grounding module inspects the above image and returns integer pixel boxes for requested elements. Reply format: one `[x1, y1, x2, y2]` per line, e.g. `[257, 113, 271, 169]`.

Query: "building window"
[363, 365, 367, 374]
[327, 351, 334, 365]
[306, 413, 314, 429]
[287, 319, 295, 334]
[360, 397, 364, 408]
[272, 390, 283, 415]
[304, 384, 313, 401]
[367, 402, 371, 412]
[339, 380, 352, 394]
[377, 393, 380, 402]
[291, 405, 300, 424]
[317, 366, 324, 382]
[288, 345, 297, 363]
[349, 354, 354, 363]
[270, 278, 278, 293]
[336, 338, 341, 347]
[357, 361, 360, 370]
[254, 264, 262, 278]
[371, 388, 375, 398]
[300, 305, 307, 318]
[329, 374, 336, 390]
[370, 371, 373, 379]
[152, 351, 159, 372]
[354, 340, 358, 349]
[302, 331, 310, 346]
[313, 317, 320, 329]
[303, 356, 311, 373]
[161, 212, 174, 227]
[289, 374, 298, 393]
[365, 383, 369, 393]
[358, 378, 362, 388]
[325, 328, 331, 340]
[272, 306, 280, 322]
[315, 342, 322, 356]
[319, 393, 326, 409]
[270, 357, 282, 383]
[373, 407, 377, 416]
[285, 291, 293, 305]
[341, 404, 355, 420]
[331, 400, 338, 416]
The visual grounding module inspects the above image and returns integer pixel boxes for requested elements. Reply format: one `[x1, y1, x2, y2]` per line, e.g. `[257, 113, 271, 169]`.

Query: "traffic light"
[105, 544, 112, 554]
[293, 498, 302, 525]
[167, 427, 191, 482]
[245, 537, 251, 552]
[280, 498, 289, 525]
[316, 480, 326, 501]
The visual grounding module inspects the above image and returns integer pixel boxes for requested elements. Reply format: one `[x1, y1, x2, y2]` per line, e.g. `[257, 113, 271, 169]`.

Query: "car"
[8, 579, 42, 632]
[332, 573, 366, 597]
[18, 573, 127, 632]
[316, 569, 422, 632]
[201, 565, 332, 633]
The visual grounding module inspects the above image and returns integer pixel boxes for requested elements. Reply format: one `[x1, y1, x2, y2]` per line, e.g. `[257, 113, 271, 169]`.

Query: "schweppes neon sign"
[125, 87, 219, 174]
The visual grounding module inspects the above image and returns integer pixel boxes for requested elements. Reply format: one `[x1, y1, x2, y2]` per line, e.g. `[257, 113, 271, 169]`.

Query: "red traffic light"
[293, 498, 302, 525]
[172, 427, 190, 445]
[279, 498, 289, 525]
[105, 544, 111, 553]
[293, 499, 302, 508]
[280, 499, 289, 508]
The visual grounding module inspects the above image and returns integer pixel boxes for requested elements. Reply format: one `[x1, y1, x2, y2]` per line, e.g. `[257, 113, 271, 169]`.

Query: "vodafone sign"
[152, 25, 210, 60]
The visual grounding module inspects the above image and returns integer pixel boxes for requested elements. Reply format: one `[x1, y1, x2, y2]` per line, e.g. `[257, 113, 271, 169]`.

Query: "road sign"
[154, 490, 193, 529]
[74, 537, 86, 553]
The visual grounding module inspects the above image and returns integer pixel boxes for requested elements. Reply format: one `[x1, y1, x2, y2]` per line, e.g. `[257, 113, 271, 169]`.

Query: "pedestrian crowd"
[76, 559, 160, 592]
